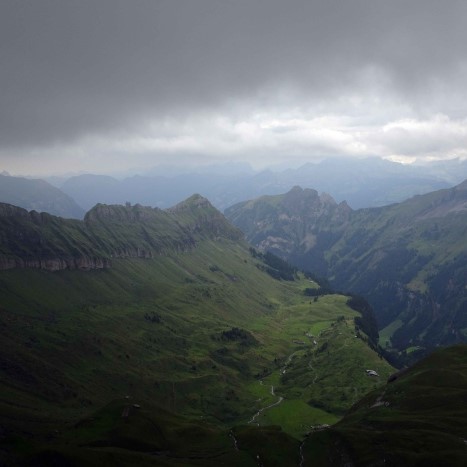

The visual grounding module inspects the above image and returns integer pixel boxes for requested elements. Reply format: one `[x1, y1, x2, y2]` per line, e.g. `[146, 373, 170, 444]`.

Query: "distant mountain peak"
[0, 173, 84, 218]
[289, 185, 303, 193]
[169, 193, 212, 211]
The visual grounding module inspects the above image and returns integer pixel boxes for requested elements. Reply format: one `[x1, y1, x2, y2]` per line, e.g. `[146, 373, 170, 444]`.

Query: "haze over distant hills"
[0, 173, 85, 218]
[226, 180, 467, 363]
[2, 158, 466, 220]
[57, 157, 467, 213]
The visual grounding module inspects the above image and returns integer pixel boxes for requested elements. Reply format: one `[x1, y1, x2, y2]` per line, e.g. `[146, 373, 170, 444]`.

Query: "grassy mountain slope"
[0, 174, 84, 219]
[0, 198, 392, 465]
[302, 344, 467, 466]
[225, 181, 467, 361]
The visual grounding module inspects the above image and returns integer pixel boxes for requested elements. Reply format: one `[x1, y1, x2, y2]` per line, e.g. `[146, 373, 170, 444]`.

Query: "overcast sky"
[2, 0, 467, 176]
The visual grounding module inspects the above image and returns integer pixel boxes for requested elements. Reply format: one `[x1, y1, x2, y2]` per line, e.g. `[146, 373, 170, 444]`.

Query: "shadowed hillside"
[226, 181, 467, 362]
[302, 345, 467, 466]
[0, 197, 391, 465]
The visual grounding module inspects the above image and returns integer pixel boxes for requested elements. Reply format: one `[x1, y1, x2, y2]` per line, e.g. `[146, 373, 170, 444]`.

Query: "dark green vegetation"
[0, 174, 84, 219]
[303, 345, 467, 466]
[225, 181, 467, 363]
[0, 197, 393, 465]
[0, 195, 241, 269]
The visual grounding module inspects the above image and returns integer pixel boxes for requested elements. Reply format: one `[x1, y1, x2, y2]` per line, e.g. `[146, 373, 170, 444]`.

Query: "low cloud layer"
[2, 1, 467, 175]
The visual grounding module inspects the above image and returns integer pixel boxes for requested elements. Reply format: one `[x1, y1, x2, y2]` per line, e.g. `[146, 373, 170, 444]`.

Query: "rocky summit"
[226, 181, 467, 363]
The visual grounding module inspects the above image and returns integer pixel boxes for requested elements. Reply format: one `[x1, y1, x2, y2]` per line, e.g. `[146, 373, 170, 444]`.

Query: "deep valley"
[0, 190, 466, 466]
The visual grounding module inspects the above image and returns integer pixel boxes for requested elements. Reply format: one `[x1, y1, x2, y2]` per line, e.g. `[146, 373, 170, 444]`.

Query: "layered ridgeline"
[0, 173, 84, 219]
[225, 181, 467, 362]
[59, 157, 467, 212]
[0, 197, 393, 466]
[0, 194, 241, 270]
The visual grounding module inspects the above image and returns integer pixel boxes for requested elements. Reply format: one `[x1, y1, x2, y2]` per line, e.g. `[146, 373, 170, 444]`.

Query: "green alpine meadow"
[0, 196, 393, 465]
[1, 193, 467, 466]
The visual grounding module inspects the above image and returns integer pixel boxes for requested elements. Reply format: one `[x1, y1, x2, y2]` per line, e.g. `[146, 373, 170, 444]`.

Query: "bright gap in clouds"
[2, 107, 467, 176]
[2, 2, 467, 176]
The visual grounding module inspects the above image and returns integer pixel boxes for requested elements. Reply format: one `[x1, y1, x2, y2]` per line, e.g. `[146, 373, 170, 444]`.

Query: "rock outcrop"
[0, 196, 242, 271]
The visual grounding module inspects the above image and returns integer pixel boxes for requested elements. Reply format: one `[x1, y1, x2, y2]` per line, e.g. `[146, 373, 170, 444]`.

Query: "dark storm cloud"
[1, 0, 467, 154]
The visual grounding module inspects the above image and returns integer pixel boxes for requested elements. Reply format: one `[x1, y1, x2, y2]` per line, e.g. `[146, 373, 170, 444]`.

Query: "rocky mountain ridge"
[226, 181, 467, 359]
[0, 195, 242, 271]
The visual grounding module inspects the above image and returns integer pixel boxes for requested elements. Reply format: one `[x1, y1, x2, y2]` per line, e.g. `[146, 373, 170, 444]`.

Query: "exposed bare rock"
[0, 195, 242, 271]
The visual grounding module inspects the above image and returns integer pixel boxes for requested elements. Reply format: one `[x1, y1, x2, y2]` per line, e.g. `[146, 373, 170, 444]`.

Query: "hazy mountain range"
[2, 158, 467, 220]
[0, 173, 84, 218]
[59, 158, 467, 212]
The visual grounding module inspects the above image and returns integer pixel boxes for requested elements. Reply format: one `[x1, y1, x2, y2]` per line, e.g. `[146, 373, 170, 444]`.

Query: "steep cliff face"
[0, 203, 30, 218]
[0, 203, 101, 271]
[225, 186, 351, 275]
[169, 194, 244, 241]
[0, 196, 243, 271]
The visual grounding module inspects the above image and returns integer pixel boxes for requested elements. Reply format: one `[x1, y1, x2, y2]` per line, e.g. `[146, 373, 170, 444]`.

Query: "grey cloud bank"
[1, 0, 467, 175]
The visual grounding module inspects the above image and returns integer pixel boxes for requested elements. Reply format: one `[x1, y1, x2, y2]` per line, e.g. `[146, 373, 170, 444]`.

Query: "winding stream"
[248, 385, 284, 425]
[248, 351, 298, 425]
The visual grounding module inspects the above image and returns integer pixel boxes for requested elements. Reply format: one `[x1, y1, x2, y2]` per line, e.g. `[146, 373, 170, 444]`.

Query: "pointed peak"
[169, 194, 214, 212]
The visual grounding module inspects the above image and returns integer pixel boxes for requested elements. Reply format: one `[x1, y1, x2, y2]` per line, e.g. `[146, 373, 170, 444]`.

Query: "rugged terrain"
[225, 181, 467, 362]
[0, 197, 391, 465]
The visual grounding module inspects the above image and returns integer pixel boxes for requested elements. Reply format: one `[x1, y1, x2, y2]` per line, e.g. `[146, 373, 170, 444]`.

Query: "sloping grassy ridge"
[302, 344, 467, 466]
[0, 198, 392, 465]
